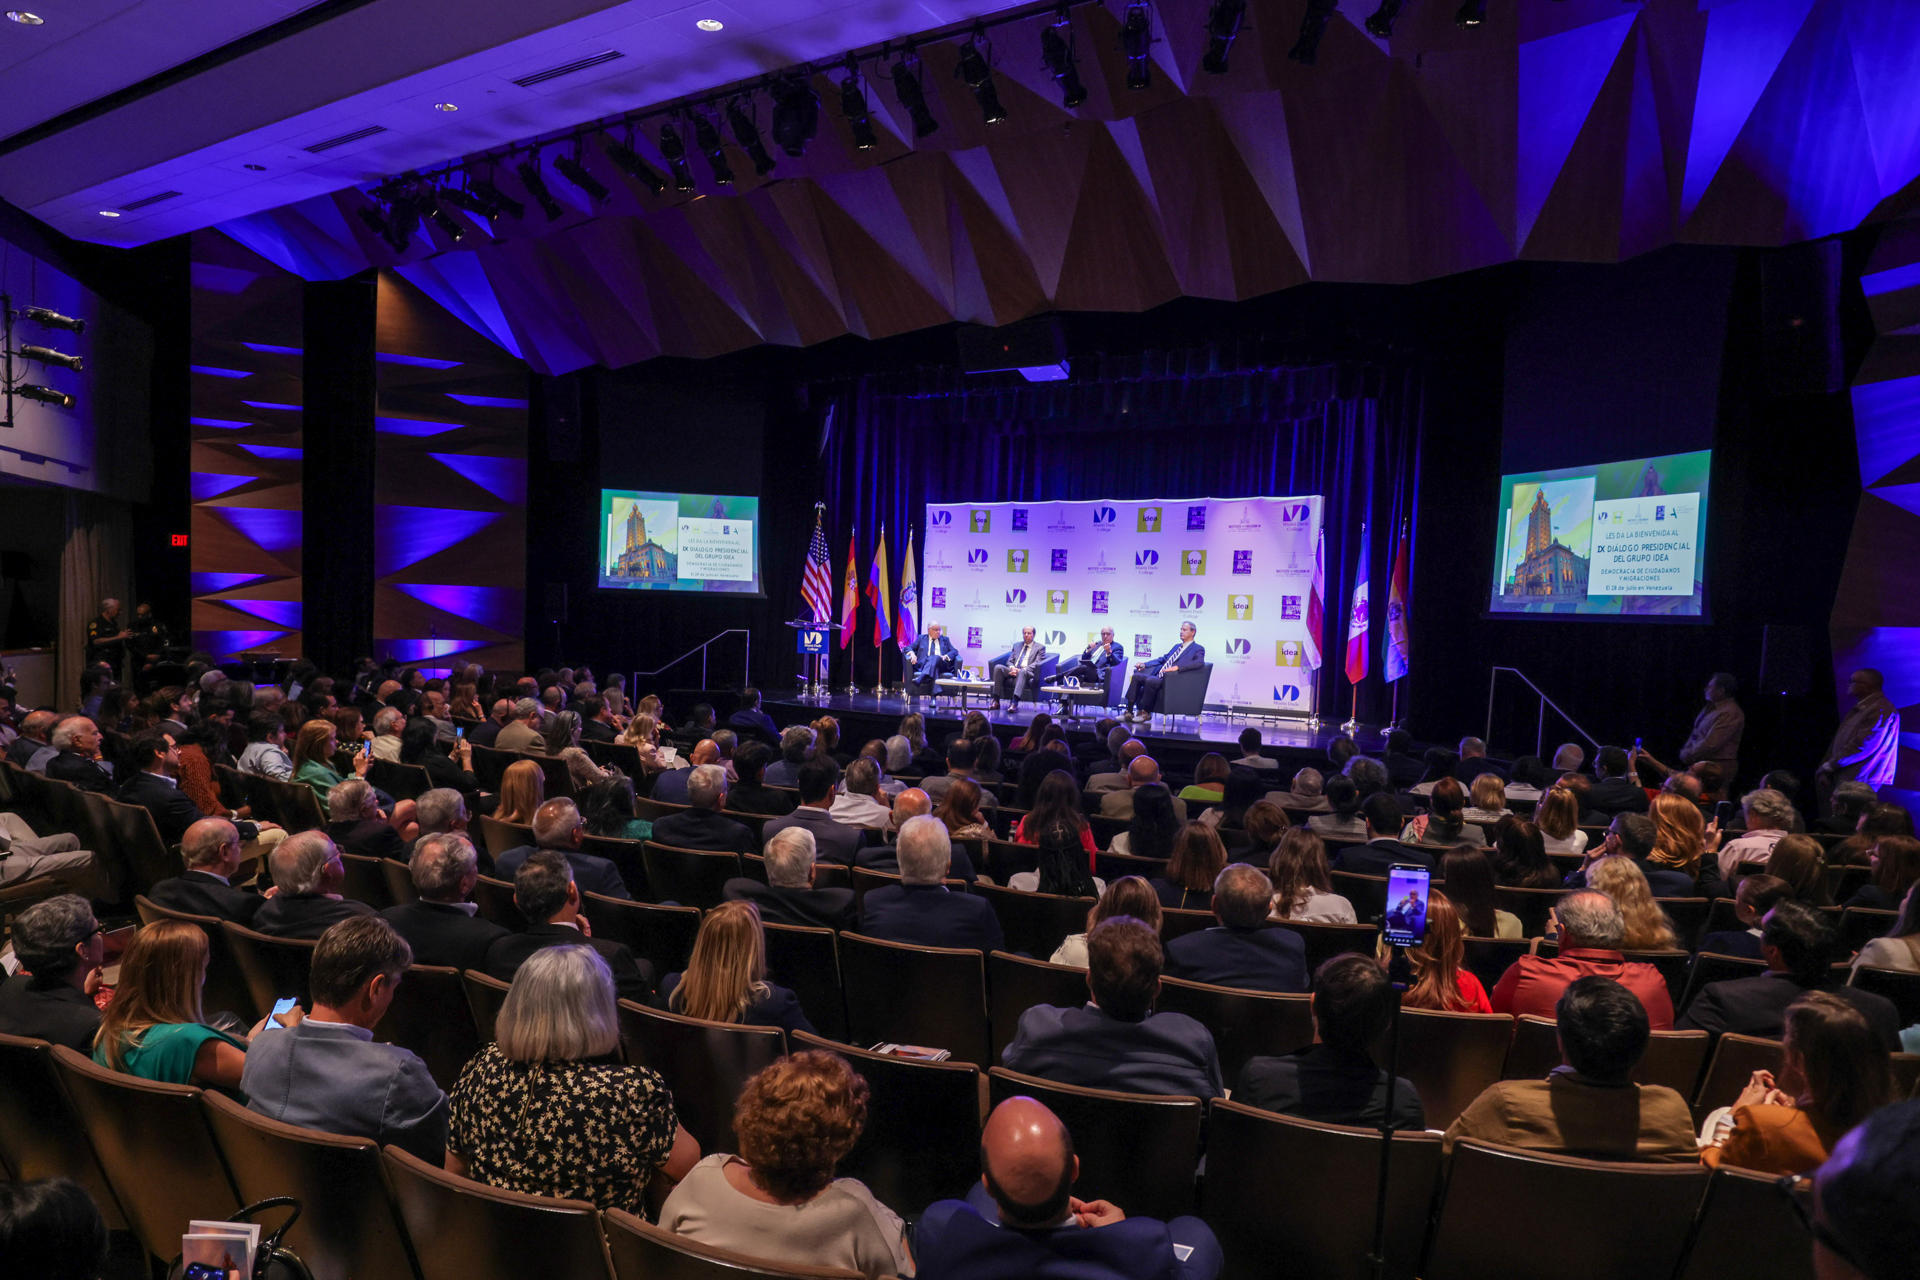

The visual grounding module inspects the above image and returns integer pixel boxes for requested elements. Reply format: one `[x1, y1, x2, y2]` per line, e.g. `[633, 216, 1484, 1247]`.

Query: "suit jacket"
[1145, 641, 1206, 676]
[492, 844, 631, 900]
[46, 751, 115, 794]
[1234, 1044, 1425, 1131]
[1451, 756, 1510, 784]
[240, 1019, 447, 1164]
[325, 817, 407, 862]
[922, 773, 1000, 810]
[859, 883, 1004, 952]
[727, 783, 797, 817]
[118, 770, 223, 847]
[1442, 1069, 1697, 1163]
[1696, 929, 1764, 961]
[763, 760, 805, 788]
[652, 808, 757, 858]
[1584, 776, 1651, 820]
[650, 768, 694, 806]
[1097, 787, 1188, 822]
[381, 899, 512, 973]
[1330, 838, 1435, 878]
[915, 1195, 1205, 1280]
[251, 892, 378, 940]
[493, 721, 545, 754]
[580, 718, 618, 743]
[996, 641, 1050, 672]
[466, 718, 505, 748]
[484, 922, 655, 1005]
[908, 633, 960, 672]
[1001, 1002, 1224, 1099]
[148, 869, 264, 924]
[1677, 972, 1901, 1049]
[0, 974, 103, 1054]
[1074, 640, 1127, 675]
[762, 806, 867, 868]
[1163, 925, 1309, 993]
[727, 707, 780, 742]
[722, 878, 856, 931]
[854, 841, 980, 885]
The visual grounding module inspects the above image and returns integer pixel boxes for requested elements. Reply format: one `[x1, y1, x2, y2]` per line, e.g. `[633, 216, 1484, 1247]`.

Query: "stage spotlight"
[469, 175, 525, 221]
[1040, 15, 1088, 109]
[1454, 0, 1487, 25]
[357, 203, 391, 241]
[553, 152, 611, 203]
[1366, 0, 1408, 38]
[839, 62, 878, 150]
[602, 134, 667, 195]
[20, 344, 82, 372]
[1202, 0, 1245, 74]
[1120, 2, 1153, 90]
[657, 123, 697, 192]
[515, 159, 566, 221]
[18, 384, 75, 410]
[889, 50, 940, 138]
[692, 113, 734, 185]
[439, 182, 504, 224]
[726, 98, 778, 176]
[358, 199, 410, 252]
[21, 306, 84, 334]
[955, 30, 1007, 124]
[425, 203, 465, 242]
[1288, 0, 1339, 64]
[770, 75, 820, 158]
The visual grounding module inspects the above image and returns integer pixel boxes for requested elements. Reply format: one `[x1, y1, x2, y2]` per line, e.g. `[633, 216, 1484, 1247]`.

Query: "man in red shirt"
[1491, 890, 1674, 1029]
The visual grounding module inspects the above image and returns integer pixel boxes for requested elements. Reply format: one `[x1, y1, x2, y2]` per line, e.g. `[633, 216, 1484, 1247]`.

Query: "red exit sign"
[170, 534, 189, 547]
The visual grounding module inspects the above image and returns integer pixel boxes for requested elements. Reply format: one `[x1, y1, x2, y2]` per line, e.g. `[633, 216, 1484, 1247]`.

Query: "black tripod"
[1366, 943, 1413, 1280]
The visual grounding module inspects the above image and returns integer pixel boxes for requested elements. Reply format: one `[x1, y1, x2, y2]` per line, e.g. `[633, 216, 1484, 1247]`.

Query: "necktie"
[1168, 643, 1184, 668]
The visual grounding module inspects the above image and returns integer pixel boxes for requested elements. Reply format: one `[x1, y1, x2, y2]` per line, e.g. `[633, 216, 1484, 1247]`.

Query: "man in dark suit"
[726, 687, 779, 744]
[43, 716, 115, 794]
[762, 760, 866, 868]
[1124, 621, 1206, 722]
[1582, 746, 1651, 822]
[652, 764, 757, 857]
[322, 777, 407, 861]
[1449, 736, 1510, 784]
[1163, 865, 1308, 993]
[914, 1095, 1224, 1280]
[0, 895, 107, 1054]
[252, 831, 379, 939]
[466, 699, 513, 749]
[118, 729, 274, 849]
[992, 626, 1051, 711]
[1058, 628, 1127, 694]
[1001, 916, 1224, 1098]
[149, 817, 266, 924]
[905, 622, 961, 693]
[381, 832, 510, 972]
[727, 742, 797, 816]
[483, 849, 655, 1004]
[650, 740, 719, 807]
[722, 825, 856, 931]
[491, 797, 631, 900]
[577, 694, 618, 743]
[1234, 954, 1424, 1130]
[1330, 793, 1435, 877]
[858, 816, 1003, 951]
[1679, 900, 1902, 1048]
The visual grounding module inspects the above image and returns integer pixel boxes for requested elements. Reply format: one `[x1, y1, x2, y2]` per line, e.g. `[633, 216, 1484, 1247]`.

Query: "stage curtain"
[816, 359, 1423, 719]
[57, 492, 132, 702]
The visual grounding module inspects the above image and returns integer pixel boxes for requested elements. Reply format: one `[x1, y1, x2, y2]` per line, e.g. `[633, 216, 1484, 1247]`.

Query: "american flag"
[800, 506, 833, 623]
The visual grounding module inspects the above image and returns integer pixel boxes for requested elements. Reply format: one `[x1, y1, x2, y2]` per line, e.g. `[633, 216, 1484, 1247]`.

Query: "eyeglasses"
[1775, 1173, 1860, 1271]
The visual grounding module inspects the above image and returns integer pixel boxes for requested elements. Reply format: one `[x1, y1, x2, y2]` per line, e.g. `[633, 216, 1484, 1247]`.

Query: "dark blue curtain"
[816, 358, 1424, 720]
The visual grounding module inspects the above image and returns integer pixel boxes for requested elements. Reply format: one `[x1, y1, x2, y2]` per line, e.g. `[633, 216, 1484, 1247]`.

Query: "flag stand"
[1380, 681, 1400, 739]
[1341, 687, 1359, 737]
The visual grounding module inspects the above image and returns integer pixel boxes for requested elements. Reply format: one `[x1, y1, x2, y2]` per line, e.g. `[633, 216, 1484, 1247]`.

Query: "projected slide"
[1488, 450, 1710, 617]
[598, 490, 761, 595]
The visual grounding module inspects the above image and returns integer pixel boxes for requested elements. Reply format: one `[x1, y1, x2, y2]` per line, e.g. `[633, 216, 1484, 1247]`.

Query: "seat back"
[1460, 936, 1532, 992]
[1674, 1165, 1815, 1280]
[1680, 952, 1768, 1014]
[1155, 975, 1313, 1083]
[603, 1207, 864, 1279]
[972, 882, 1096, 959]
[468, 744, 516, 792]
[381, 1145, 613, 1280]
[0, 1034, 126, 1228]
[1425, 1139, 1708, 1280]
[1271, 919, 1382, 971]
[374, 964, 482, 1091]
[1656, 897, 1712, 951]
[1159, 663, 1213, 716]
[368, 757, 432, 801]
[790, 1031, 982, 1217]
[212, 762, 252, 812]
[221, 920, 318, 1010]
[838, 932, 989, 1065]
[258, 776, 326, 831]
[980, 838, 1038, 884]
[616, 1001, 785, 1153]
[462, 969, 513, 1043]
[99, 796, 176, 900]
[988, 951, 1092, 1060]
[51, 1045, 239, 1261]
[1691, 1033, 1785, 1123]
[1159, 905, 1216, 943]
[1850, 963, 1920, 1024]
[1330, 871, 1389, 924]
[340, 851, 397, 908]
[988, 1068, 1203, 1219]
[532, 753, 576, 802]
[762, 923, 846, 1042]
[1392, 1008, 1513, 1129]
[1202, 1101, 1442, 1280]
[1505, 1016, 1716, 1095]
[581, 893, 701, 980]
[1838, 906, 1899, 954]
[471, 874, 527, 929]
[641, 842, 741, 910]
[635, 795, 692, 822]
[200, 1091, 418, 1280]
[382, 856, 420, 906]
[133, 895, 260, 1022]
[1490, 885, 1561, 937]
[580, 834, 647, 898]
[475, 816, 532, 862]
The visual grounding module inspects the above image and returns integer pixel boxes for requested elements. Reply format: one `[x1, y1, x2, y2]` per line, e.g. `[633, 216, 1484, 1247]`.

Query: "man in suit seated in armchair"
[1124, 622, 1206, 723]
[1058, 627, 1128, 702]
[991, 626, 1050, 712]
[905, 623, 961, 695]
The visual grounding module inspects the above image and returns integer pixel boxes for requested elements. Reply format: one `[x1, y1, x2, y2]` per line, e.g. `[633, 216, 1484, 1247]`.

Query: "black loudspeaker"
[1760, 624, 1813, 698]
[544, 582, 568, 624]
[957, 316, 1066, 376]
[1760, 241, 1843, 397]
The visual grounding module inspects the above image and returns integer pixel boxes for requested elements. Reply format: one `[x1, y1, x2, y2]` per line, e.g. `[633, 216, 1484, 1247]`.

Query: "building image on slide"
[1503, 489, 1589, 602]
[609, 503, 677, 582]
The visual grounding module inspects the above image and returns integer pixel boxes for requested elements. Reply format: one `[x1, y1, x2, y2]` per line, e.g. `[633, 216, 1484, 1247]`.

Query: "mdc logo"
[969, 510, 991, 533]
[1044, 629, 1066, 646]
[1181, 550, 1207, 576]
[1279, 503, 1310, 523]
[1092, 506, 1117, 526]
[930, 510, 953, 526]
[1005, 589, 1028, 606]
[1135, 550, 1159, 567]
[1227, 594, 1253, 620]
[1224, 638, 1252, 656]
[1045, 591, 1069, 615]
[1274, 685, 1303, 703]
[967, 549, 989, 565]
[1178, 593, 1205, 611]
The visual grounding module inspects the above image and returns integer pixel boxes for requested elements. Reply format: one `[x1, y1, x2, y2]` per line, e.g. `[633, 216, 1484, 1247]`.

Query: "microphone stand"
[1367, 943, 1412, 1280]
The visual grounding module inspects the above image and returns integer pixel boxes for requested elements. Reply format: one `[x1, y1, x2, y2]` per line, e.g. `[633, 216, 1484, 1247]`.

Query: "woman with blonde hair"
[94, 920, 289, 1089]
[1586, 855, 1678, 950]
[663, 902, 814, 1036]
[1266, 829, 1356, 923]
[1051, 876, 1163, 968]
[1650, 790, 1724, 894]
[291, 717, 368, 803]
[618, 712, 679, 775]
[1462, 773, 1511, 824]
[1534, 786, 1588, 856]
[1765, 833, 1833, 907]
[1389, 891, 1492, 1013]
[494, 758, 546, 825]
[449, 945, 699, 1214]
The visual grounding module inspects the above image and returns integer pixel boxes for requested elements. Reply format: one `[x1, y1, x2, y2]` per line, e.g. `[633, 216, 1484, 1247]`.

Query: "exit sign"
[170, 534, 189, 547]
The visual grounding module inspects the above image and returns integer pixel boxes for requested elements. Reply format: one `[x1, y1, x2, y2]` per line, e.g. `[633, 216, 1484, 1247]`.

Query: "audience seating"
[1424, 1139, 1709, 1280]
[51, 1046, 241, 1263]
[462, 969, 513, 1044]
[381, 856, 419, 906]
[1201, 1101, 1443, 1280]
[1271, 919, 1382, 971]
[1655, 897, 1712, 951]
[374, 963, 482, 1091]
[134, 895, 261, 1022]
[847, 866, 966, 904]
[988, 951, 1091, 1060]
[1491, 885, 1562, 937]
[641, 842, 741, 910]
[222, 920, 318, 1010]
[617, 1000, 785, 1154]
[1849, 963, 1920, 1024]
[1691, 1034, 1785, 1123]
[1678, 952, 1768, 1013]
[582, 892, 700, 980]
[1331, 872, 1389, 923]
[467, 744, 516, 793]
[1534, 940, 1691, 1006]
[603, 1208, 864, 1279]
[0, 871, 65, 918]
[254, 776, 326, 832]
[838, 932, 990, 1065]
[369, 758, 432, 802]
[582, 741, 646, 776]
[470, 874, 526, 929]
[95, 795, 175, 901]
[1159, 906, 1216, 943]
[635, 795, 691, 822]
[1155, 975, 1313, 1084]
[1838, 906, 1899, 954]
[475, 816, 531, 861]
[981, 837, 1039, 884]
[793, 1031, 983, 1217]
[989, 1067, 1204, 1220]
[1501, 1016, 1710, 1097]
[341, 851, 398, 909]
[0, 1033, 127, 1229]
[1092, 848, 1166, 882]
[200, 1090, 419, 1280]
[1461, 935, 1531, 992]
[761, 922, 847, 1042]
[972, 882, 1095, 959]
[580, 834, 647, 897]
[1392, 1008, 1513, 1130]
[1674, 1164, 1815, 1280]
[382, 1145, 615, 1280]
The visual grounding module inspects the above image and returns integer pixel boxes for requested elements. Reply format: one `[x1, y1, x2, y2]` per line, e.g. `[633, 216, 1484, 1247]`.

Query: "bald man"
[651, 738, 718, 805]
[1096, 755, 1189, 822]
[914, 1095, 1223, 1278]
[857, 789, 981, 883]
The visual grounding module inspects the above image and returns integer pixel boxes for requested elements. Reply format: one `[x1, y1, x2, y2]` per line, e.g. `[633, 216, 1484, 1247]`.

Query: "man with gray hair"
[411, 787, 469, 847]
[1490, 889, 1674, 1027]
[8, 709, 58, 771]
[466, 698, 515, 748]
[43, 716, 114, 793]
[324, 777, 407, 861]
[381, 832, 508, 971]
[722, 826, 856, 930]
[650, 764, 755, 856]
[494, 698, 545, 753]
[148, 816, 265, 923]
[764, 724, 817, 788]
[1714, 787, 1796, 879]
[1086, 735, 1146, 795]
[1551, 743, 1587, 774]
[829, 757, 893, 831]
[484, 848, 654, 1003]
[1451, 735, 1508, 784]
[710, 728, 738, 781]
[365, 706, 406, 762]
[0, 894, 105, 1052]
[858, 815, 1003, 951]
[490, 797, 629, 899]
[252, 831, 377, 939]
[1164, 865, 1308, 992]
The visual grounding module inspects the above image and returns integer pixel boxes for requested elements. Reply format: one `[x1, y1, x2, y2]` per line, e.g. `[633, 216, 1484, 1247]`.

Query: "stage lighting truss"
[691, 111, 735, 186]
[956, 27, 1008, 124]
[1040, 11, 1088, 108]
[889, 47, 941, 138]
[1288, 0, 1339, 65]
[469, 172, 525, 221]
[770, 74, 821, 158]
[839, 58, 879, 150]
[516, 156, 567, 221]
[657, 122, 698, 192]
[2, 293, 83, 426]
[603, 131, 669, 195]
[554, 147, 612, 204]
[726, 97, 778, 176]
[1202, 0, 1245, 74]
[1366, 0, 1409, 39]
[1119, 2, 1154, 90]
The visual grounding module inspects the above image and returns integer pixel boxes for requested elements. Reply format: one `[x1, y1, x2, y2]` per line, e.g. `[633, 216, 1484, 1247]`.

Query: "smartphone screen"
[1715, 800, 1733, 827]
[266, 996, 298, 1029]
[1382, 863, 1432, 949]
[363, 739, 373, 758]
[455, 725, 465, 739]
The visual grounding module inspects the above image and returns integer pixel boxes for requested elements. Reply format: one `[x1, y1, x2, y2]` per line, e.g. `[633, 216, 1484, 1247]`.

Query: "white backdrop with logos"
[920, 496, 1324, 715]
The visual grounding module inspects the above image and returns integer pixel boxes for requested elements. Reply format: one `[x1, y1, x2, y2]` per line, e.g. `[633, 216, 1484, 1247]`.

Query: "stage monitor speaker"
[958, 317, 1067, 379]
[1760, 241, 1842, 397]
[1760, 624, 1813, 698]
[544, 582, 568, 624]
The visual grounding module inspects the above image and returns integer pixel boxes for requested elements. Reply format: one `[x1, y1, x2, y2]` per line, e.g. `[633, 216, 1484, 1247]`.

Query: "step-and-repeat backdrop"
[921, 496, 1324, 714]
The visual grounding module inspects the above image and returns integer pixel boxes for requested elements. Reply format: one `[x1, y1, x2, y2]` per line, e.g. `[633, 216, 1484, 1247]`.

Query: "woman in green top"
[93, 920, 296, 1091]
[581, 773, 652, 844]
[292, 718, 370, 804]
[1176, 752, 1231, 804]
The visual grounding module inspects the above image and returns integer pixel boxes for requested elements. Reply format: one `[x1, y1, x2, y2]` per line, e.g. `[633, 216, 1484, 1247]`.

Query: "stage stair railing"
[630, 630, 750, 696]
[1484, 666, 1601, 762]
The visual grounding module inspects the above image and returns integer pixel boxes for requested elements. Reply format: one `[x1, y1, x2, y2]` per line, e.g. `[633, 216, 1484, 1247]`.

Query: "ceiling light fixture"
[1454, 0, 1488, 26]
[425, 202, 465, 242]
[553, 150, 611, 202]
[22, 306, 85, 334]
[20, 344, 82, 372]
[770, 75, 820, 158]
[439, 182, 503, 224]
[955, 28, 1007, 125]
[603, 132, 667, 196]
[1202, 0, 1246, 74]
[98, 210, 122, 218]
[695, 18, 724, 32]
[6, 11, 45, 25]
[516, 157, 566, 220]
[469, 174, 524, 220]
[244, 163, 266, 171]
[889, 48, 940, 138]
[726, 98, 778, 176]
[1039, 12, 1087, 109]
[17, 385, 74, 410]
[1365, 0, 1408, 38]
[434, 102, 459, 112]
[1120, 3, 1153, 91]
[657, 122, 697, 192]
[839, 59, 878, 151]
[1288, 0, 1339, 65]
[691, 113, 733, 186]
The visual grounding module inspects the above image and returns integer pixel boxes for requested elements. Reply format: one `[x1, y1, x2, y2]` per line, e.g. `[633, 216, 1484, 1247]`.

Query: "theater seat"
[374, 963, 482, 1091]
[581, 892, 700, 981]
[839, 932, 990, 1065]
[1690, 1033, 1784, 1125]
[616, 1001, 785, 1154]
[988, 951, 1093, 1060]
[604, 1206, 863, 1279]
[989, 1067, 1203, 1221]
[972, 881, 1096, 959]
[641, 842, 741, 910]
[221, 920, 318, 1011]
[0, 1033, 126, 1229]
[381, 1145, 614, 1280]
[762, 922, 846, 1043]
[1393, 1007, 1512, 1129]
[462, 969, 513, 1044]
[1675, 1165, 1816, 1280]
[1155, 975, 1313, 1084]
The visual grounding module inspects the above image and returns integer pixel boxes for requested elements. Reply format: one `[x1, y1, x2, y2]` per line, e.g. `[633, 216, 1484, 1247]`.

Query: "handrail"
[1485, 666, 1601, 760]
[630, 629, 750, 692]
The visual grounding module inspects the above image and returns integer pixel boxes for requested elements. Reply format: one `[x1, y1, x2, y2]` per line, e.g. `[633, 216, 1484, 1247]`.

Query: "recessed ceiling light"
[695, 18, 724, 32]
[434, 101, 458, 112]
[7, 10, 46, 24]
[244, 163, 266, 171]
[98, 210, 122, 217]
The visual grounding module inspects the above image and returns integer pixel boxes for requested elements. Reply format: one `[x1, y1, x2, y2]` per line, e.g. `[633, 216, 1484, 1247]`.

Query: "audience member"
[1008, 821, 1102, 897]
[1767, 833, 1835, 906]
[381, 832, 510, 971]
[662, 901, 813, 1037]
[651, 764, 757, 856]
[1266, 829, 1356, 924]
[1150, 822, 1227, 912]
[252, 831, 379, 939]
[0, 802, 103, 899]
[492, 798, 631, 899]
[1402, 777, 1482, 849]
[1678, 901, 1899, 1047]
[1161, 864, 1306, 992]
[1111, 783, 1180, 859]
[493, 699, 545, 753]
[1462, 773, 1511, 824]
[323, 777, 406, 861]
[1176, 753, 1231, 804]
[1716, 788, 1796, 879]
[1852, 879, 1920, 975]
[1585, 856, 1678, 950]
[148, 817, 265, 924]
[650, 738, 715, 804]
[933, 776, 993, 843]
[1015, 770, 1096, 863]
[1831, 800, 1914, 867]
[1332, 793, 1432, 875]
[493, 758, 545, 825]
[858, 816, 1003, 951]
[728, 687, 779, 742]
[1534, 786, 1587, 856]
[1809, 1097, 1920, 1280]
[43, 717, 114, 794]
[763, 759, 866, 867]
[1645, 792, 1727, 898]
[1439, 846, 1521, 939]
[1231, 727, 1276, 773]
[580, 773, 650, 842]
[1847, 833, 1920, 910]
[1234, 954, 1425, 1130]
[368, 706, 407, 762]
[1697, 874, 1791, 961]
[723, 826, 856, 930]
[0, 896, 104, 1053]
[1100, 755, 1190, 823]
[93, 919, 283, 1089]
[484, 849, 655, 1004]
[1276, 766, 1331, 813]
[1487, 817, 1557, 888]
[0, 1178, 108, 1280]
[1585, 746, 1651, 820]
[1394, 892, 1492, 1013]
[921, 737, 999, 811]
[7, 710, 57, 770]
[1490, 891, 1674, 1027]
[1052, 876, 1163, 969]
[765, 725, 816, 788]
[1306, 775, 1365, 841]
[829, 757, 894, 830]
[728, 743, 798, 816]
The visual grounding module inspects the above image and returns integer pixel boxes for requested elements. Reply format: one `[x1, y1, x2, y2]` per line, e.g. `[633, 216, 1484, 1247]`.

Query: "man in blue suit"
[1123, 622, 1205, 722]
[491, 797, 631, 900]
[1163, 865, 1308, 993]
[1330, 793, 1436, 877]
[1058, 626, 1127, 694]
[915, 1095, 1223, 1279]
[906, 623, 961, 693]
[858, 816, 1003, 952]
